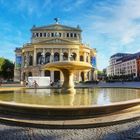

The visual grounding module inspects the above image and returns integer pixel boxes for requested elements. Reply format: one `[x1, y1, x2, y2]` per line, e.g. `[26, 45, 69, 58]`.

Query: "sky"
[0, 0, 140, 70]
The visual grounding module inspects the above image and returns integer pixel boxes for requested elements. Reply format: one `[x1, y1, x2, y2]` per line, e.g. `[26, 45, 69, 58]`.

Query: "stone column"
[60, 71, 64, 82]
[78, 71, 81, 81]
[83, 71, 87, 81]
[42, 48, 45, 64]
[60, 49, 63, 61]
[50, 53, 54, 62]
[21, 55, 24, 68]
[89, 70, 92, 81]
[84, 52, 86, 62]
[26, 52, 29, 66]
[50, 71, 54, 82]
[24, 53, 27, 67]
[76, 50, 79, 61]
[88, 55, 91, 63]
[41, 70, 44, 77]
[68, 49, 71, 61]
[60, 53, 63, 61]
[33, 48, 36, 66]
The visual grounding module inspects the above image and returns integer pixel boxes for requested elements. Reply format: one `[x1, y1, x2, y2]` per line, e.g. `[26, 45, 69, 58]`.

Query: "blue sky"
[0, 0, 140, 70]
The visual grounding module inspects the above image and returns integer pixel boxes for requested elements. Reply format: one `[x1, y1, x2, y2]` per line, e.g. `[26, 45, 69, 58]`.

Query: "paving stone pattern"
[0, 120, 139, 140]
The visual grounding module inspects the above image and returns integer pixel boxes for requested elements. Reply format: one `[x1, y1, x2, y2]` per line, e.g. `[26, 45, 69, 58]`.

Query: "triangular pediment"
[34, 38, 80, 45]
[31, 24, 81, 31]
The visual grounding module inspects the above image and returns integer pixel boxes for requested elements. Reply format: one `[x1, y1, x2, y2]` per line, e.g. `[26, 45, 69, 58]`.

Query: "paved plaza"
[0, 119, 139, 140]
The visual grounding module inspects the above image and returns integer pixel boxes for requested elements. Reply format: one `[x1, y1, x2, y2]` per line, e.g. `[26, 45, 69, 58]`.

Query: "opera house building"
[14, 20, 97, 83]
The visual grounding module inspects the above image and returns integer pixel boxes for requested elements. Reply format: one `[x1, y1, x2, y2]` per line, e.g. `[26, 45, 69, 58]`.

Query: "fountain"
[0, 60, 140, 128]
[44, 61, 92, 93]
[1, 20, 140, 128]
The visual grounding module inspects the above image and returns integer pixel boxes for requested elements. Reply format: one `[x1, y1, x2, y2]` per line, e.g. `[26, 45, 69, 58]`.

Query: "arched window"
[80, 55, 84, 61]
[81, 72, 84, 81]
[86, 56, 88, 62]
[29, 55, 33, 66]
[36, 33, 38, 37]
[51, 32, 54, 37]
[44, 33, 46, 37]
[63, 52, 68, 61]
[28, 72, 32, 77]
[37, 52, 42, 64]
[48, 33, 50, 37]
[40, 33, 42, 37]
[67, 33, 69, 37]
[54, 52, 60, 62]
[45, 52, 51, 64]
[59, 33, 61, 37]
[71, 53, 77, 61]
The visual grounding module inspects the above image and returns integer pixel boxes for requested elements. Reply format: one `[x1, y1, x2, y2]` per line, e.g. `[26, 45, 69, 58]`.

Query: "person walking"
[33, 80, 38, 89]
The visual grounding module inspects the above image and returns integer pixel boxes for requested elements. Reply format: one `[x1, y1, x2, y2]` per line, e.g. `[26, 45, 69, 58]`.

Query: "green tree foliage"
[0, 57, 14, 80]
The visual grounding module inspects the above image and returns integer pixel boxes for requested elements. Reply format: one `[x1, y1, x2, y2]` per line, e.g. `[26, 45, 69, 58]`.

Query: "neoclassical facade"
[14, 20, 97, 83]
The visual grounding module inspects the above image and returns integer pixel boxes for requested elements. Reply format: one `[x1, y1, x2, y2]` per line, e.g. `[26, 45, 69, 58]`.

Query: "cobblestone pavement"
[0, 120, 139, 140]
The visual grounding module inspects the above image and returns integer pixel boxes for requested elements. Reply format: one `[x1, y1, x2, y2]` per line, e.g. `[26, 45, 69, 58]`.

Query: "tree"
[0, 57, 14, 80]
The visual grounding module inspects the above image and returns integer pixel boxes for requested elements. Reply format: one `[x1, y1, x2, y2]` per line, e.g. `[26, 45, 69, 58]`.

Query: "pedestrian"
[25, 80, 28, 87]
[50, 80, 54, 87]
[33, 80, 38, 89]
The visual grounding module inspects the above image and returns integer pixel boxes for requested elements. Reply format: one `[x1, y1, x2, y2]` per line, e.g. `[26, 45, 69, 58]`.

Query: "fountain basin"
[0, 88, 139, 120]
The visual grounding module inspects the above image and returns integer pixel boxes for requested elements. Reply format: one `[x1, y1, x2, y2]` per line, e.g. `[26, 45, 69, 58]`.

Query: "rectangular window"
[48, 33, 50, 37]
[67, 33, 69, 37]
[51, 33, 54, 37]
[44, 33, 46, 37]
[40, 33, 42, 37]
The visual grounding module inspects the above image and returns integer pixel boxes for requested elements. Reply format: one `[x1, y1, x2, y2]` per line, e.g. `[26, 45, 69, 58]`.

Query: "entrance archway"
[54, 71, 60, 82]
[81, 72, 84, 81]
[45, 70, 50, 76]
[28, 72, 32, 77]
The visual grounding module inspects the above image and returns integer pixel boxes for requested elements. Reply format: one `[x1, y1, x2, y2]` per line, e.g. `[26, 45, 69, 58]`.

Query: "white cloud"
[77, 0, 140, 69]
[62, 0, 87, 12]
[86, 0, 140, 45]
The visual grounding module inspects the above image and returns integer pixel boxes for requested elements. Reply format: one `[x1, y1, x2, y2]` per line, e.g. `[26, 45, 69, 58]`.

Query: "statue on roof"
[54, 18, 60, 24]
